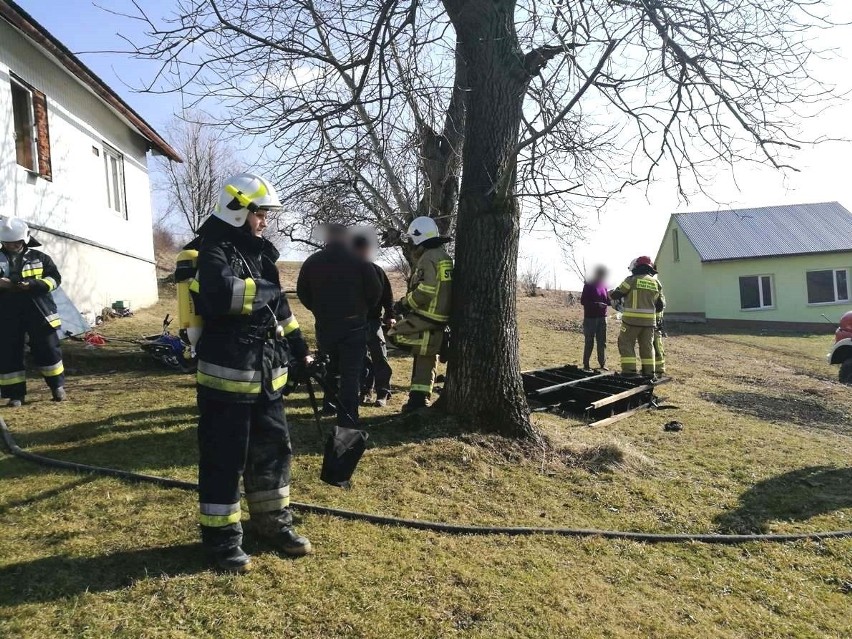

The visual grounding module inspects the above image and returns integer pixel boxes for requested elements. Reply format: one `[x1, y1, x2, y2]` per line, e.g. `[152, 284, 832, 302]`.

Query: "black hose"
[3, 417, 852, 544]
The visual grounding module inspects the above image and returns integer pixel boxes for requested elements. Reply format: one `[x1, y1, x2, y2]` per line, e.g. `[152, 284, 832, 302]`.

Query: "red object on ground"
[84, 332, 107, 347]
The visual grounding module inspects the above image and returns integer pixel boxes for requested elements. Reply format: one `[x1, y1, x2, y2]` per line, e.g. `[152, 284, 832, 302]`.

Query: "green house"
[655, 202, 852, 332]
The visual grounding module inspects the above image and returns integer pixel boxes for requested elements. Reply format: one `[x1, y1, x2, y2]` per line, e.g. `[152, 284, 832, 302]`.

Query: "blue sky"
[16, 1, 852, 286]
[16, 0, 179, 132]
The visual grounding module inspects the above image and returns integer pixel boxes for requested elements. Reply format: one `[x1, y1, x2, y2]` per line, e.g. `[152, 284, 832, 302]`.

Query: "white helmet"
[403, 216, 440, 246]
[214, 173, 282, 227]
[0, 218, 30, 243]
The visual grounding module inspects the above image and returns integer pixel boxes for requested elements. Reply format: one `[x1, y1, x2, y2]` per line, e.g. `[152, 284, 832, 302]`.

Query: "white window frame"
[103, 143, 128, 218]
[806, 268, 850, 306]
[10, 77, 38, 173]
[739, 274, 775, 311]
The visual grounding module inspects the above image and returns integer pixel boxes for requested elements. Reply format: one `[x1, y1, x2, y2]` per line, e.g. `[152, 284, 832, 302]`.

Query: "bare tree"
[519, 258, 547, 297]
[126, 0, 839, 441]
[155, 114, 239, 235]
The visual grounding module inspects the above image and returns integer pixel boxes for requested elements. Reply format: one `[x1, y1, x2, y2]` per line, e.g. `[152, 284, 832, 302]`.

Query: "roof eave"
[701, 248, 852, 263]
[0, 1, 182, 163]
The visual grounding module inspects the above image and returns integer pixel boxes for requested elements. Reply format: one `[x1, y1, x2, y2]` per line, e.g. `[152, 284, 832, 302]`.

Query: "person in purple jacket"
[580, 265, 610, 371]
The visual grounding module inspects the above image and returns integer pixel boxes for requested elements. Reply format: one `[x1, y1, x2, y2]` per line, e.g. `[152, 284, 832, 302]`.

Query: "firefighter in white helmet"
[387, 216, 453, 411]
[185, 173, 312, 572]
[0, 217, 66, 406]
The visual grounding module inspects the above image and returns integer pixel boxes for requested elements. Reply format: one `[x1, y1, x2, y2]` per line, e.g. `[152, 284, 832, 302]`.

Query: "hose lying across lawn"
[3, 417, 852, 545]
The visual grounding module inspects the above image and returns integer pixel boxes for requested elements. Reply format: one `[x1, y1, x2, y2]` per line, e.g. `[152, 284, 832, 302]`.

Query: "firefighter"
[190, 173, 312, 573]
[0, 217, 66, 406]
[610, 256, 665, 378]
[387, 217, 452, 412]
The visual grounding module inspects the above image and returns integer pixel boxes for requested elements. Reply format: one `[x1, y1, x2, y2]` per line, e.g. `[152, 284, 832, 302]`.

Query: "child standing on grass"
[580, 265, 610, 371]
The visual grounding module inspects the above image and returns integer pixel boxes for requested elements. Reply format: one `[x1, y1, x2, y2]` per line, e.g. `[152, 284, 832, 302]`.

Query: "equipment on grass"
[137, 315, 196, 373]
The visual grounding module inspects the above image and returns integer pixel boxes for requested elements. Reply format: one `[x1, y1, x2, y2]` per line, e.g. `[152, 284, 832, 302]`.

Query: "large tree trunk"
[440, 0, 542, 442]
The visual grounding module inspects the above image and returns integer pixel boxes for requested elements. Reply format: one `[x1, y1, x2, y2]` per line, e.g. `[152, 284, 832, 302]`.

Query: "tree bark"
[440, 0, 542, 443]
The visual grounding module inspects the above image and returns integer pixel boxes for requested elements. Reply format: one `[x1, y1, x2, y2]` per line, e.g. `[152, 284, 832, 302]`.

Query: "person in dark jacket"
[0, 217, 66, 406]
[579, 265, 610, 371]
[190, 173, 312, 573]
[352, 232, 395, 407]
[297, 224, 382, 426]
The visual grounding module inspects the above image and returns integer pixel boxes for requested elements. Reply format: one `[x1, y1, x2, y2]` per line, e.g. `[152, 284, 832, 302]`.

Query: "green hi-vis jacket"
[611, 274, 665, 327]
[406, 246, 453, 325]
[0, 247, 62, 329]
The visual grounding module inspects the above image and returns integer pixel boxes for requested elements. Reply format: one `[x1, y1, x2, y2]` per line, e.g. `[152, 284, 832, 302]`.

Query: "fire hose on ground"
[3, 417, 852, 545]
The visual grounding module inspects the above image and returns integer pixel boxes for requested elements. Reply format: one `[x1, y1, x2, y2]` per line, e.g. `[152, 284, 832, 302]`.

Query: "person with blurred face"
[0, 217, 66, 407]
[352, 232, 395, 407]
[580, 265, 610, 371]
[297, 224, 382, 426]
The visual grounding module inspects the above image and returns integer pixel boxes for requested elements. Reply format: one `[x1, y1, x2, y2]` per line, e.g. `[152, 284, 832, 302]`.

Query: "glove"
[393, 300, 408, 316]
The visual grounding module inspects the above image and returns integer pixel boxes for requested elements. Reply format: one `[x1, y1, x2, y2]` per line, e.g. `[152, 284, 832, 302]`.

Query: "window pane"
[11, 81, 35, 170]
[110, 156, 121, 212]
[836, 270, 849, 301]
[740, 277, 761, 309]
[673, 229, 680, 262]
[807, 270, 835, 304]
[761, 276, 772, 307]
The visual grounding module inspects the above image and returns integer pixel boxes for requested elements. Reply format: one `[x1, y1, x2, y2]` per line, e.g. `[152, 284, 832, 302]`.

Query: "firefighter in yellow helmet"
[387, 216, 453, 412]
[187, 173, 312, 573]
[610, 256, 665, 377]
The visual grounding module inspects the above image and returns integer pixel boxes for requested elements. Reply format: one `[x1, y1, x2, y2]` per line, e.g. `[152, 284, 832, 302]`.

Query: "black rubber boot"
[51, 387, 67, 402]
[252, 510, 313, 557]
[6, 398, 23, 408]
[401, 391, 429, 413]
[208, 545, 252, 573]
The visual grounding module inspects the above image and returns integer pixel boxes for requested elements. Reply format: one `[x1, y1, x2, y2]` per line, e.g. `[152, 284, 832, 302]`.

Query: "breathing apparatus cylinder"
[175, 249, 203, 353]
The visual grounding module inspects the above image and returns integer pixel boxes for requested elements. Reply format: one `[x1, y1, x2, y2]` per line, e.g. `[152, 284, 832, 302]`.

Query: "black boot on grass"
[401, 391, 429, 413]
[208, 545, 252, 574]
[252, 509, 312, 557]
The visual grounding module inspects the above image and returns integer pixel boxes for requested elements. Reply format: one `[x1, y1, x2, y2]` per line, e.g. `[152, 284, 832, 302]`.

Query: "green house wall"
[656, 217, 852, 326]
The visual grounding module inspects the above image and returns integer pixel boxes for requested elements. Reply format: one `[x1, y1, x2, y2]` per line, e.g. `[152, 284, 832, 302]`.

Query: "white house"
[0, 0, 180, 318]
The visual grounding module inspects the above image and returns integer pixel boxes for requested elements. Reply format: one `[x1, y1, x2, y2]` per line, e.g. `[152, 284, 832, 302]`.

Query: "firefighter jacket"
[0, 246, 62, 329]
[611, 273, 665, 328]
[189, 221, 308, 403]
[405, 245, 453, 325]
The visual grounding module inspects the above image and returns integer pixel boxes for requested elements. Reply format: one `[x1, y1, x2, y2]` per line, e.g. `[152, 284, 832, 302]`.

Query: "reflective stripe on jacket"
[189, 235, 308, 403]
[406, 246, 453, 324]
[612, 274, 665, 327]
[0, 247, 62, 328]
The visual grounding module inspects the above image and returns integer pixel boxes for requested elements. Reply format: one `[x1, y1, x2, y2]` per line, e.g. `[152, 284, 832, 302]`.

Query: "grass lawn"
[1, 276, 851, 638]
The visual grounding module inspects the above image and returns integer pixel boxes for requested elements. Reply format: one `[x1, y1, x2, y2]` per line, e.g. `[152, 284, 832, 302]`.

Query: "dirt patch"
[531, 318, 582, 333]
[703, 390, 852, 436]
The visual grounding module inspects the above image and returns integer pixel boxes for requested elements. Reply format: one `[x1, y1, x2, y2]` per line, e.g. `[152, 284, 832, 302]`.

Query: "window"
[103, 144, 127, 217]
[672, 229, 680, 262]
[10, 75, 51, 178]
[806, 269, 850, 305]
[739, 275, 774, 310]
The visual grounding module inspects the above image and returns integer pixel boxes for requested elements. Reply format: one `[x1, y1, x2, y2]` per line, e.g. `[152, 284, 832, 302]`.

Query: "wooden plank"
[529, 370, 616, 396]
[586, 383, 654, 410]
[588, 402, 654, 428]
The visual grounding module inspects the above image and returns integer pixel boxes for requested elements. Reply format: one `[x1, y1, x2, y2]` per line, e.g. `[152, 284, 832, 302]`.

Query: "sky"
[15, 0, 852, 289]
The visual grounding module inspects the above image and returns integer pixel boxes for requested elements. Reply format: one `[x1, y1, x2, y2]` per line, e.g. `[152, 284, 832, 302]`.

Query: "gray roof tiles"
[673, 202, 852, 262]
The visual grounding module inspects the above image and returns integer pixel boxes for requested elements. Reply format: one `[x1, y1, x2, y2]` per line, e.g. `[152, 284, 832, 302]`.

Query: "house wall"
[703, 252, 852, 327]
[655, 217, 706, 317]
[0, 19, 158, 316]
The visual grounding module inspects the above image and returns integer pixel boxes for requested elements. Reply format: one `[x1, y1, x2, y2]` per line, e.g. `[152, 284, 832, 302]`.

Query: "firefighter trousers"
[653, 329, 666, 374]
[0, 311, 64, 400]
[388, 314, 443, 396]
[618, 323, 655, 376]
[197, 396, 292, 550]
[363, 319, 392, 397]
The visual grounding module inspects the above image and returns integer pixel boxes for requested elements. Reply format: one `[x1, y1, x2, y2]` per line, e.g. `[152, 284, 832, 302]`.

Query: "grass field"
[1, 272, 851, 638]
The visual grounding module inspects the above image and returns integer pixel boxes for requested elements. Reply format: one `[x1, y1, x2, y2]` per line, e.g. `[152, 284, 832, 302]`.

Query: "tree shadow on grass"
[13, 406, 198, 446]
[0, 543, 206, 605]
[715, 466, 852, 533]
